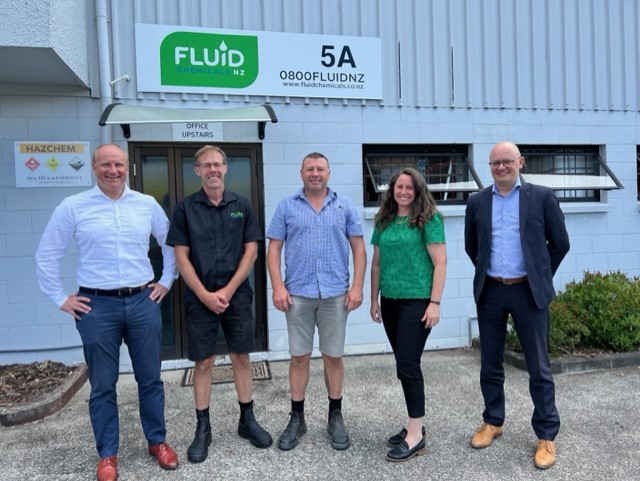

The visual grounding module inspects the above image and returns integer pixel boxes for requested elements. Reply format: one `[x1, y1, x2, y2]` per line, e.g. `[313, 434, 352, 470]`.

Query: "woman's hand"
[422, 303, 440, 329]
[370, 300, 382, 323]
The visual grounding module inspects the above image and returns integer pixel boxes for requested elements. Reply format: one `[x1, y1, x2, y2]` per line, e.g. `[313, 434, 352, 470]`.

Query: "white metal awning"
[99, 103, 278, 139]
[520, 173, 622, 190]
[516, 149, 624, 192]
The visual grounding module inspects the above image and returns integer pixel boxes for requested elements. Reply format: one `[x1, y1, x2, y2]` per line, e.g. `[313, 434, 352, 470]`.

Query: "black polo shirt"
[167, 188, 262, 297]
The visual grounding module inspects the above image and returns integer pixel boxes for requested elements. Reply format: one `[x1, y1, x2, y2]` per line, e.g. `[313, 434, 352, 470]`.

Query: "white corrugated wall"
[108, 0, 640, 113]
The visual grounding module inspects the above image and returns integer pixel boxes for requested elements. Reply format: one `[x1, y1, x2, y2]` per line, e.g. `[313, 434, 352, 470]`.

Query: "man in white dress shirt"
[35, 144, 179, 481]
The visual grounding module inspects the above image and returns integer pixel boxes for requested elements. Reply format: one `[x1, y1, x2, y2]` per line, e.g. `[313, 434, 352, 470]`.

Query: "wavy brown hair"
[374, 167, 440, 231]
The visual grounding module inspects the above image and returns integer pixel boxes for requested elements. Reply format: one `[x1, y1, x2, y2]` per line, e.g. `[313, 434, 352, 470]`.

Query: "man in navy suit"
[464, 141, 570, 469]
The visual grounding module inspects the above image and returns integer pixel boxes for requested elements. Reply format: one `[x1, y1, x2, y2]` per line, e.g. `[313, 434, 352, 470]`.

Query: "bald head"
[490, 141, 521, 159]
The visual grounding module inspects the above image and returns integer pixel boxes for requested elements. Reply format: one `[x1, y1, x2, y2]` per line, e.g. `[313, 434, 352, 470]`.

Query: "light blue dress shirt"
[487, 180, 527, 279]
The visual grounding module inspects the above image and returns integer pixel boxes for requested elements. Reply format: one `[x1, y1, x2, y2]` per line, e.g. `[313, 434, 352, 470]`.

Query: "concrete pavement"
[1, 348, 638, 481]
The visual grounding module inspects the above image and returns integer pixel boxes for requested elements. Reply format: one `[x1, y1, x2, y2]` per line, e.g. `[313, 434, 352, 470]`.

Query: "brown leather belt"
[79, 284, 148, 297]
[487, 275, 527, 285]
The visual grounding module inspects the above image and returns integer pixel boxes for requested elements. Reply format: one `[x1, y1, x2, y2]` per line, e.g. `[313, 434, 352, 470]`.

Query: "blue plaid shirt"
[266, 187, 363, 298]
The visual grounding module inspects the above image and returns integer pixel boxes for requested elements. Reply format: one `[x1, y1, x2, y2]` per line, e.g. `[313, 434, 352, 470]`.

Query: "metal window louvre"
[521, 151, 623, 191]
[364, 151, 483, 194]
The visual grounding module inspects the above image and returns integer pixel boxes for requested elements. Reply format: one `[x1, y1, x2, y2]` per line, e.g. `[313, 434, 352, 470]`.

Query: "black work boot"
[238, 407, 273, 448]
[327, 409, 350, 450]
[278, 412, 307, 451]
[187, 414, 212, 463]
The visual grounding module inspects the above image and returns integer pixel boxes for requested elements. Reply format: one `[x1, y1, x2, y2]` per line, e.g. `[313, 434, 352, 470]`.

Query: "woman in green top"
[370, 167, 447, 462]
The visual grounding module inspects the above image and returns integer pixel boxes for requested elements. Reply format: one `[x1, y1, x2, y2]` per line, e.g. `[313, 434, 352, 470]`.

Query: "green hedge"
[506, 271, 640, 356]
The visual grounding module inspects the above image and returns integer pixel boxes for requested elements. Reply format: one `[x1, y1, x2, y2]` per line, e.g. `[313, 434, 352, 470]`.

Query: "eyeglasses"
[196, 162, 225, 170]
[489, 158, 518, 168]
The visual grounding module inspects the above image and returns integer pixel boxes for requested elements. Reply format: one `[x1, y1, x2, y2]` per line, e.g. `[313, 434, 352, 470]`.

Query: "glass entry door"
[130, 143, 267, 360]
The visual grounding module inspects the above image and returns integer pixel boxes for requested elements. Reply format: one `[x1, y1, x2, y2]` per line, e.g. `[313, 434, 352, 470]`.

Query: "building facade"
[1, 0, 639, 370]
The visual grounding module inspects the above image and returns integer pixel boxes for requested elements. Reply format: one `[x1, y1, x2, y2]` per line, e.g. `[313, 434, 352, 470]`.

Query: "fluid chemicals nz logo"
[160, 32, 258, 88]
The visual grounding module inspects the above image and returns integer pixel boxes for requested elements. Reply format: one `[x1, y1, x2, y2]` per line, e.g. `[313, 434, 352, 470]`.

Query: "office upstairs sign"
[135, 24, 382, 100]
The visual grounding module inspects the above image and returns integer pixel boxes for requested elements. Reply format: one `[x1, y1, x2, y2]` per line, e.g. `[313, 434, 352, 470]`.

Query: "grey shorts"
[285, 294, 348, 358]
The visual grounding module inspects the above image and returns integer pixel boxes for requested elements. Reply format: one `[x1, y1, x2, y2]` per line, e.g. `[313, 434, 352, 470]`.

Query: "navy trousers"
[76, 288, 166, 457]
[476, 278, 560, 440]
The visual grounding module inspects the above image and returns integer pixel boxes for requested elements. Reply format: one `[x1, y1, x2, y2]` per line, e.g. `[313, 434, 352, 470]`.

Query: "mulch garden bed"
[0, 360, 77, 406]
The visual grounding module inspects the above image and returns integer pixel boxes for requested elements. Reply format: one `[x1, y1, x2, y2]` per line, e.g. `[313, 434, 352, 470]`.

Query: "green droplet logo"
[160, 32, 258, 88]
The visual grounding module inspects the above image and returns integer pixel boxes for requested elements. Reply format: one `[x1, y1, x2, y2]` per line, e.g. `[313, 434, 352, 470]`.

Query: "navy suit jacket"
[464, 181, 570, 309]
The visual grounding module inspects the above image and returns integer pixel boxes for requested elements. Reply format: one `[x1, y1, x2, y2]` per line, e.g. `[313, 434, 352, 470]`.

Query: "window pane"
[520, 146, 603, 202]
[363, 145, 481, 206]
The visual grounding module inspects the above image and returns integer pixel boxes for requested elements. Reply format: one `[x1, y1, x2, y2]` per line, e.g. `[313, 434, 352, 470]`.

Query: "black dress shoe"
[278, 412, 307, 451]
[387, 426, 426, 446]
[188, 416, 212, 463]
[385, 437, 426, 463]
[238, 408, 273, 448]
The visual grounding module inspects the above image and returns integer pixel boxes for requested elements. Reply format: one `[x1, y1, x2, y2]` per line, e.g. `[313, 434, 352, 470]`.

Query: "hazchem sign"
[14, 142, 91, 188]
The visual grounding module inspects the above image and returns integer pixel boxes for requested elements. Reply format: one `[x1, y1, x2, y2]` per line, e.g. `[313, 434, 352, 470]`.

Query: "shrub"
[506, 270, 640, 356]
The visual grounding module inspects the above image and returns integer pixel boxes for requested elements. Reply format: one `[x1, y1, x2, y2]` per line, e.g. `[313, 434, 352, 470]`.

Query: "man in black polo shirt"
[167, 145, 272, 463]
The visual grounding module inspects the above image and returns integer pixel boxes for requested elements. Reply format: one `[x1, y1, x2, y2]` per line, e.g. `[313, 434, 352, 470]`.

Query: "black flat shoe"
[387, 426, 426, 447]
[385, 437, 426, 463]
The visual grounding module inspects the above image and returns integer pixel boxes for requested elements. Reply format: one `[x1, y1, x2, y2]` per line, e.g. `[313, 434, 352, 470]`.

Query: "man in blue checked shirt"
[266, 152, 366, 452]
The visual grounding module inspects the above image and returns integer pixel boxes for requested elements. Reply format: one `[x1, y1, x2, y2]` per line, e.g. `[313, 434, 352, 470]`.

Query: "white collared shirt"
[36, 185, 177, 307]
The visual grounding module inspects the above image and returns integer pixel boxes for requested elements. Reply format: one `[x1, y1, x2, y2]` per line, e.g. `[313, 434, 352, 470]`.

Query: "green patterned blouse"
[371, 212, 445, 299]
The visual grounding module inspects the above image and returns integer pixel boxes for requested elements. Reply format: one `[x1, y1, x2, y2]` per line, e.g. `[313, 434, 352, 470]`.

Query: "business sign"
[14, 141, 91, 188]
[172, 122, 223, 141]
[135, 24, 382, 100]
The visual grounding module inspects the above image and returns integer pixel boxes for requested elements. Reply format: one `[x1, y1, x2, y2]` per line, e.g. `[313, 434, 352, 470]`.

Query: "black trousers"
[476, 278, 560, 440]
[381, 297, 431, 418]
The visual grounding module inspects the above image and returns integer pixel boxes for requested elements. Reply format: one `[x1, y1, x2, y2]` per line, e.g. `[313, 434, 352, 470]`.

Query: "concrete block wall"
[0, 94, 103, 365]
[262, 102, 640, 361]
[1, 94, 639, 368]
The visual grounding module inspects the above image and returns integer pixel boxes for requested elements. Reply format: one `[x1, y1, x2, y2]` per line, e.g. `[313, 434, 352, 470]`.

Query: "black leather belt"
[79, 284, 148, 297]
[487, 275, 527, 285]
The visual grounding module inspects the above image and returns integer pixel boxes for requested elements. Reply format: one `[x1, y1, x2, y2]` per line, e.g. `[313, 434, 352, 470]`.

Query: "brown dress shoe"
[470, 422, 504, 448]
[534, 439, 556, 469]
[96, 456, 118, 481]
[148, 441, 179, 470]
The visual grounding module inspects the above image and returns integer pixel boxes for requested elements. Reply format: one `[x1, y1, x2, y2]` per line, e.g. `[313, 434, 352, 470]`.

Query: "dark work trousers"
[381, 297, 431, 418]
[476, 278, 560, 440]
[76, 288, 166, 457]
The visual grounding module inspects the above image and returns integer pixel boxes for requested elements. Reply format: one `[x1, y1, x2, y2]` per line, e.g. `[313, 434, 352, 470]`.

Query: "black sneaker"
[327, 409, 350, 450]
[238, 408, 273, 448]
[278, 412, 307, 451]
